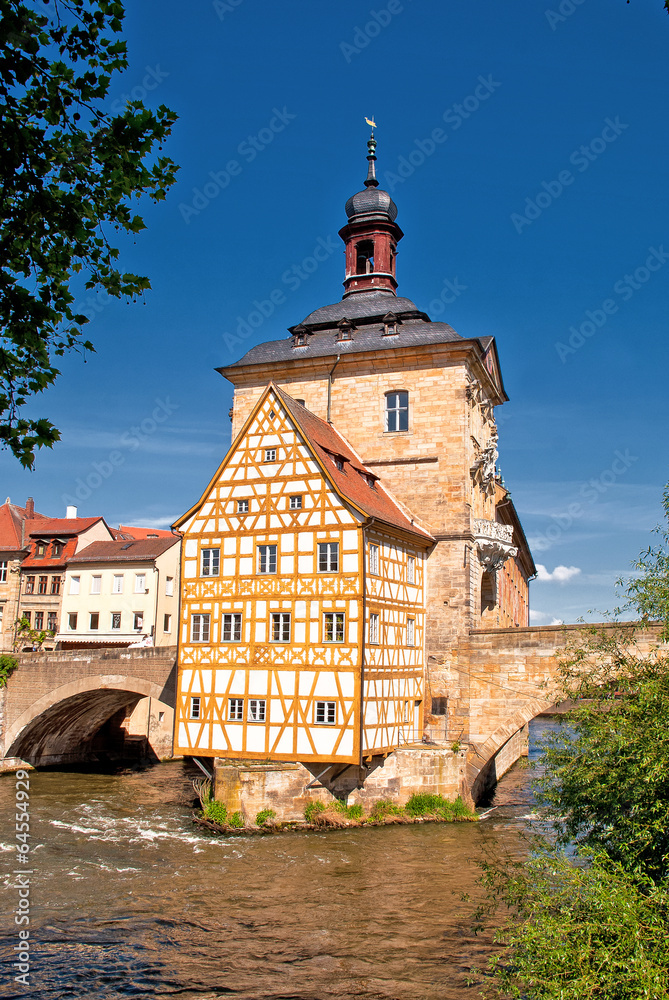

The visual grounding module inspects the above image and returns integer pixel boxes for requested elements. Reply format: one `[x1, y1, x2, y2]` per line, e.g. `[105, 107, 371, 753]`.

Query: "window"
[201, 549, 219, 577]
[237, 499, 249, 513]
[258, 544, 277, 574]
[271, 612, 291, 642]
[35, 541, 46, 558]
[369, 613, 379, 644]
[70, 575, 80, 595]
[68, 613, 77, 630]
[163, 614, 171, 633]
[0, 606, 3, 627]
[52, 541, 63, 558]
[407, 555, 415, 584]
[289, 495, 302, 510]
[334, 456, 344, 471]
[133, 612, 144, 631]
[21, 611, 30, 627]
[113, 575, 124, 594]
[50, 576, 60, 595]
[368, 544, 379, 575]
[222, 613, 242, 641]
[315, 701, 337, 724]
[134, 573, 146, 593]
[385, 391, 409, 432]
[228, 698, 244, 721]
[34, 611, 44, 630]
[0, 561, 7, 583]
[264, 448, 276, 462]
[191, 614, 210, 642]
[111, 613, 122, 630]
[190, 696, 201, 720]
[248, 699, 266, 722]
[38, 576, 48, 594]
[25, 576, 35, 594]
[324, 612, 345, 643]
[318, 542, 339, 573]
[165, 576, 174, 597]
[406, 617, 415, 647]
[90, 575, 101, 595]
[90, 612, 99, 630]
[403, 701, 410, 724]
[356, 239, 374, 274]
[47, 612, 57, 633]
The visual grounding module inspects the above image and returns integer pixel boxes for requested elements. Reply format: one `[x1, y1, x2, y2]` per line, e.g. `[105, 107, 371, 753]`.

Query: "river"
[0, 719, 555, 1000]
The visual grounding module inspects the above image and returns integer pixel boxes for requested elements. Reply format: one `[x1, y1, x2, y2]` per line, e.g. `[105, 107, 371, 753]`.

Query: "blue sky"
[2, 0, 668, 624]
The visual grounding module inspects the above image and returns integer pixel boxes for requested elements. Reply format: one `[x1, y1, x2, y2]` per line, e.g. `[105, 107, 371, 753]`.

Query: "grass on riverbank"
[194, 791, 477, 835]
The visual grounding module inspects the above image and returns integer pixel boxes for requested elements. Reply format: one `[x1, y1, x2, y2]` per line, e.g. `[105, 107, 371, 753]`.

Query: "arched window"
[481, 571, 496, 614]
[356, 240, 374, 274]
[385, 391, 409, 432]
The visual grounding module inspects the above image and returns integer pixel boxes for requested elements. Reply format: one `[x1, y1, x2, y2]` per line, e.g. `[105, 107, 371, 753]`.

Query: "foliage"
[228, 811, 244, 828]
[332, 800, 363, 820]
[0, 0, 178, 466]
[476, 849, 669, 1000]
[304, 801, 326, 824]
[255, 808, 276, 827]
[12, 616, 54, 651]
[616, 483, 669, 639]
[405, 792, 473, 820]
[203, 799, 228, 826]
[369, 798, 404, 819]
[0, 653, 18, 686]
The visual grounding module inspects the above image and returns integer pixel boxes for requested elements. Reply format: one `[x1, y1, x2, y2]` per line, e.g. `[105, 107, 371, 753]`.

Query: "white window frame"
[134, 573, 146, 594]
[406, 617, 415, 647]
[318, 541, 339, 573]
[248, 699, 266, 722]
[133, 611, 144, 631]
[289, 495, 302, 510]
[258, 544, 277, 574]
[407, 555, 415, 584]
[69, 575, 80, 595]
[165, 576, 174, 596]
[323, 612, 345, 643]
[190, 696, 201, 720]
[0, 561, 7, 583]
[264, 448, 276, 462]
[385, 390, 409, 432]
[369, 612, 379, 644]
[191, 613, 210, 642]
[112, 574, 124, 594]
[46, 611, 57, 633]
[111, 612, 122, 630]
[68, 612, 78, 631]
[271, 612, 291, 643]
[222, 613, 242, 642]
[237, 498, 249, 513]
[201, 549, 220, 577]
[228, 698, 244, 721]
[368, 543, 379, 575]
[90, 575, 102, 595]
[315, 701, 337, 725]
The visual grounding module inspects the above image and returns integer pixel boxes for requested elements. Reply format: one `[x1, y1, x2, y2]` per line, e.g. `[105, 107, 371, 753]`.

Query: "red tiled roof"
[0, 501, 48, 551]
[116, 525, 177, 539]
[68, 536, 180, 564]
[28, 517, 104, 537]
[273, 385, 434, 544]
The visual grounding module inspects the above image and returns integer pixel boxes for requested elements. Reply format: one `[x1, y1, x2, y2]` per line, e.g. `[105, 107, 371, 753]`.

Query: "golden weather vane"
[365, 116, 377, 131]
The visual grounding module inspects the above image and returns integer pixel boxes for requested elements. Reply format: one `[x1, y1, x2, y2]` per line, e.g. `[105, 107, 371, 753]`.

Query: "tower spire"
[364, 132, 379, 189]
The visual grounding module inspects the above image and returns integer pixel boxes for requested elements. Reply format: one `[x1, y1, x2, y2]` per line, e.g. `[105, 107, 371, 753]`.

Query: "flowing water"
[0, 719, 556, 1000]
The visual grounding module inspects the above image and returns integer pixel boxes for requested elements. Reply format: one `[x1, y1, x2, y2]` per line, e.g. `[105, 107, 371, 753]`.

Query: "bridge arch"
[5, 675, 171, 767]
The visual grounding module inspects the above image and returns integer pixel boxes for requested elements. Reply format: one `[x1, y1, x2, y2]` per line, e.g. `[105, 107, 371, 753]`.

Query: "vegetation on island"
[473, 484, 669, 998]
[0, 1, 177, 467]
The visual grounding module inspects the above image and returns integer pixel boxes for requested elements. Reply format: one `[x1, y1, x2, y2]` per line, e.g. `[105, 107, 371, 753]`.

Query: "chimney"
[66, 505, 78, 519]
[25, 497, 34, 517]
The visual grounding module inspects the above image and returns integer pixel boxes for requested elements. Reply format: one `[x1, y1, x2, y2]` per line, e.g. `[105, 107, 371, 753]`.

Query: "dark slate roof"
[298, 291, 426, 328]
[273, 385, 434, 544]
[345, 187, 398, 222]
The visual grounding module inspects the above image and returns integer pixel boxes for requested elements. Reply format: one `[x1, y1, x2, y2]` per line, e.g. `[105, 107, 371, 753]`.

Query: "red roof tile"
[273, 385, 434, 544]
[69, 536, 180, 564]
[27, 517, 104, 537]
[0, 500, 48, 551]
[116, 524, 177, 539]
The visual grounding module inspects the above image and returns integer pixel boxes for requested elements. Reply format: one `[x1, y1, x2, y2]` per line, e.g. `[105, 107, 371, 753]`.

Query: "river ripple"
[0, 719, 554, 1000]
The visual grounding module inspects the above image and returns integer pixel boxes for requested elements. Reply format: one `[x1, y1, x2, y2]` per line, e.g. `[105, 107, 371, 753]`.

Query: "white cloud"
[529, 609, 564, 625]
[536, 564, 581, 584]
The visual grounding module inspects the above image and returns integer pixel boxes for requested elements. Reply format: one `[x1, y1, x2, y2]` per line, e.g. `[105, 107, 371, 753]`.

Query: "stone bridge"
[0, 646, 177, 770]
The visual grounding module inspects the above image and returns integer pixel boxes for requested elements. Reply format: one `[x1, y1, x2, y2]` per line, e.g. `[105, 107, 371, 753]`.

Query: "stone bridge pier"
[0, 647, 177, 770]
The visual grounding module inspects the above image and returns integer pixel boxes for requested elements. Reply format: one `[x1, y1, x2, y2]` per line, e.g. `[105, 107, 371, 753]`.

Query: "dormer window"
[382, 312, 400, 336]
[35, 541, 46, 558]
[337, 319, 354, 342]
[292, 324, 309, 347]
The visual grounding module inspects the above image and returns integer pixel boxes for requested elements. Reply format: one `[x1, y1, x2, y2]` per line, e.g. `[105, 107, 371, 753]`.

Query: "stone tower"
[218, 135, 535, 743]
